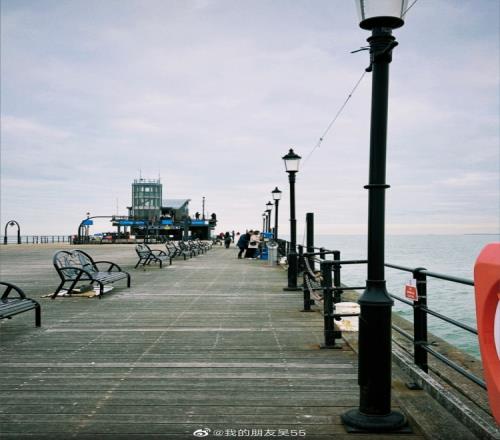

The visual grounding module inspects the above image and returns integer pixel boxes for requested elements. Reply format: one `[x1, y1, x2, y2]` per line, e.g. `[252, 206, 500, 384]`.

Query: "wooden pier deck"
[0, 244, 483, 439]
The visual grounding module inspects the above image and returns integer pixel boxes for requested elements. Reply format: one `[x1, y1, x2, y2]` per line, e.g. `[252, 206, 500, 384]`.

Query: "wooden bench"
[0, 281, 41, 327]
[52, 249, 131, 299]
[135, 244, 172, 268]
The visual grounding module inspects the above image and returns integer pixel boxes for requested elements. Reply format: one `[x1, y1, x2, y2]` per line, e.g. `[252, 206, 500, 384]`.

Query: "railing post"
[320, 260, 340, 349]
[413, 268, 428, 373]
[306, 212, 315, 272]
[333, 250, 342, 304]
[302, 272, 312, 312]
[320, 247, 326, 261]
[298, 245, 304, 275]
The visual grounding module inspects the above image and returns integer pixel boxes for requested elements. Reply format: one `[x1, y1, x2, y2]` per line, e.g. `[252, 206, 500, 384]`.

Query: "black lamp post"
[341, 0, 407, 433]
[262, 213, 266, 233]
[265, 201, 273, 234]
[282, 148, 301, 291]
[272, 187, 282, 240]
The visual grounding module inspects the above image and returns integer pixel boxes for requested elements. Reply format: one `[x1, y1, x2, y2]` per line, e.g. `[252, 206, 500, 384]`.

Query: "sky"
[1, 0, 499, 237]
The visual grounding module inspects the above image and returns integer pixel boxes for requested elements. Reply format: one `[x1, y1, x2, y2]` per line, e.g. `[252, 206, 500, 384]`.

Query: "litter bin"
[267, 241, 278, 266]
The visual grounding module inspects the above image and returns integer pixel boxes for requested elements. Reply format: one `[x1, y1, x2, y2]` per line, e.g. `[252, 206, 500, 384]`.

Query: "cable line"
[301, 1, 420, 167]
[403, 0, 419, 17]
[302, 69, 367, 166]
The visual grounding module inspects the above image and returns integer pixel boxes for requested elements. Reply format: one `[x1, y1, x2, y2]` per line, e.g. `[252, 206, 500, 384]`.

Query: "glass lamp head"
[272, 187, 282, 201]
[282, 148, 301, 173]
[355, 0, 408, 30]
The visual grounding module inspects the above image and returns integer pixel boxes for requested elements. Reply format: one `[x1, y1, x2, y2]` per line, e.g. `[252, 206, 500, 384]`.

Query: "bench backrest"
[0, 281, 27, 300]
[53, 250, 97, 279]
[165, 242, 176, 253]
[136, 244, 152, 257]
[303, 256, 316, 279]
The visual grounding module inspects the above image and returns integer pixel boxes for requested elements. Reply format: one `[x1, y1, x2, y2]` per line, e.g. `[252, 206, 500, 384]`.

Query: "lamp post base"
[341, 409, 408, 433]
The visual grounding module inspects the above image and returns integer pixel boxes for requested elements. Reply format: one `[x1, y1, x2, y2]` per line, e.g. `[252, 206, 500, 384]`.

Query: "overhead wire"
[302, 69, 367, 167]
[301, 1, 419, 168]
[403, 0, 419, 17]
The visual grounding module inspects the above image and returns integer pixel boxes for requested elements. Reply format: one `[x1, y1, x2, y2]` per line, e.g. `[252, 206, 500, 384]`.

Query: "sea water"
[298, 234, 499, 359]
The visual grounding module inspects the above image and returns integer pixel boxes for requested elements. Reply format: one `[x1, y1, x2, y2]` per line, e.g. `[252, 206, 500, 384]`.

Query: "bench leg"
[97, 281, 104, 299]
[127, 273, 131, 288]
[51, 281, 66, 299]
[35, 304, 41, 327]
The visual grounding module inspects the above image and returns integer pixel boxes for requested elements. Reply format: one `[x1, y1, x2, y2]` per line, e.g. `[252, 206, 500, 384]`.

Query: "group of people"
[218, 231, 235, 248]
[236, 230, 261, 259]
[217, 230, 262, 259]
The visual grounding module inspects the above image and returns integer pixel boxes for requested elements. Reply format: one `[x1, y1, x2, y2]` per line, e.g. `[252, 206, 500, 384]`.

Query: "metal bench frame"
[52, 249, 131, 299]
[0, 281, 41, 327]
[135, 244, 172, 268]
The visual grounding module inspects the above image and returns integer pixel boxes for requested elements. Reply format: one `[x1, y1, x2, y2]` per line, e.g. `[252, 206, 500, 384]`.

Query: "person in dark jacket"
[224, 232, 231, 249]
[236, 230, 251, 259]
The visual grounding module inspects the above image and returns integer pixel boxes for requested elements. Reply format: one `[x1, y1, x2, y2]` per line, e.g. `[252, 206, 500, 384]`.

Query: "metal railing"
[284, 240, 485, 391]
[2, 235, 72, 245]
[385, 262, 484, 388]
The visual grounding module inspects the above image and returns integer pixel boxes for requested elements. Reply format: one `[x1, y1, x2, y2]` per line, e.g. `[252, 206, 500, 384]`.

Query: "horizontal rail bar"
[422, 306, 478, 334]
[422, 270, 474, 286]
[302, 250, 338, 257]
[392, 324, 414, 341]
[385, 262, 414, 273]
[385, 263, 474, 286]
[390, 294, 414, 306]
[330, 259, 368, 265]
[424, 346, 486, 389]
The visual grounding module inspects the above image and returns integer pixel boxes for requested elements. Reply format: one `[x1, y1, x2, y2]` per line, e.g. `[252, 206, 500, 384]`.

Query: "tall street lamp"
[262, 213, 267, 233]
[282, 148, 301, 291]
[272, 187, 282, 240]
[266, 201, 273, 234]
[341, 0, 408, 433]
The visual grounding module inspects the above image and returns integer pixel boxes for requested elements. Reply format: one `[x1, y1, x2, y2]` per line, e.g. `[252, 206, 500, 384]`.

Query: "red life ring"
[474, 243, 500, 425]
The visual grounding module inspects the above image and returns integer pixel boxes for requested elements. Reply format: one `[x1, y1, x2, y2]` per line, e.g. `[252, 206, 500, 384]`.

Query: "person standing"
[224, 232, 231, 248]
[245, 230, 260, 259]
[237, 230, 251, 259]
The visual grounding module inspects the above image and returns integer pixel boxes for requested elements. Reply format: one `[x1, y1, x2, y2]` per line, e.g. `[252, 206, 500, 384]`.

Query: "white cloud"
[0, 0, 498, 236]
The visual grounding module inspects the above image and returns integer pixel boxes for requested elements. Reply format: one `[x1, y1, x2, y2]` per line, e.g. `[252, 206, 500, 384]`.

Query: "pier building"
[111, 178, 216, 240]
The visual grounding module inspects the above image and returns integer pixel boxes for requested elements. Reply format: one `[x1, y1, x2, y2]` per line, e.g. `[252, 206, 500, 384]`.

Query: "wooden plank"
[0, 245, 453, 438]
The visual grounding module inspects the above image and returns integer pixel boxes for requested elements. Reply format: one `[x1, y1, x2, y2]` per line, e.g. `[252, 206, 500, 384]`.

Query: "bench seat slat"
[0, 284, 41, 326]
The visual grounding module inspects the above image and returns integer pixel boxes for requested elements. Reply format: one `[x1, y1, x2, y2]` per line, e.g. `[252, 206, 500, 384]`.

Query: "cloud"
[0, 0, 498, 236]
[440, 172, 498, 188]
[1, 116, 72, 141]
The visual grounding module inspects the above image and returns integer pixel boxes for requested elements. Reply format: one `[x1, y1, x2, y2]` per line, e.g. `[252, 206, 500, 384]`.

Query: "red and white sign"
[405, 282, 418, 301]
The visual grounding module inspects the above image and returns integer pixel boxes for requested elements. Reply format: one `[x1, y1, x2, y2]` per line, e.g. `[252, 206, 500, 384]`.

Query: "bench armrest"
[93, 261, 123, 272]
[0, 282, 27, 300]
[150, 250, 167, 257]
